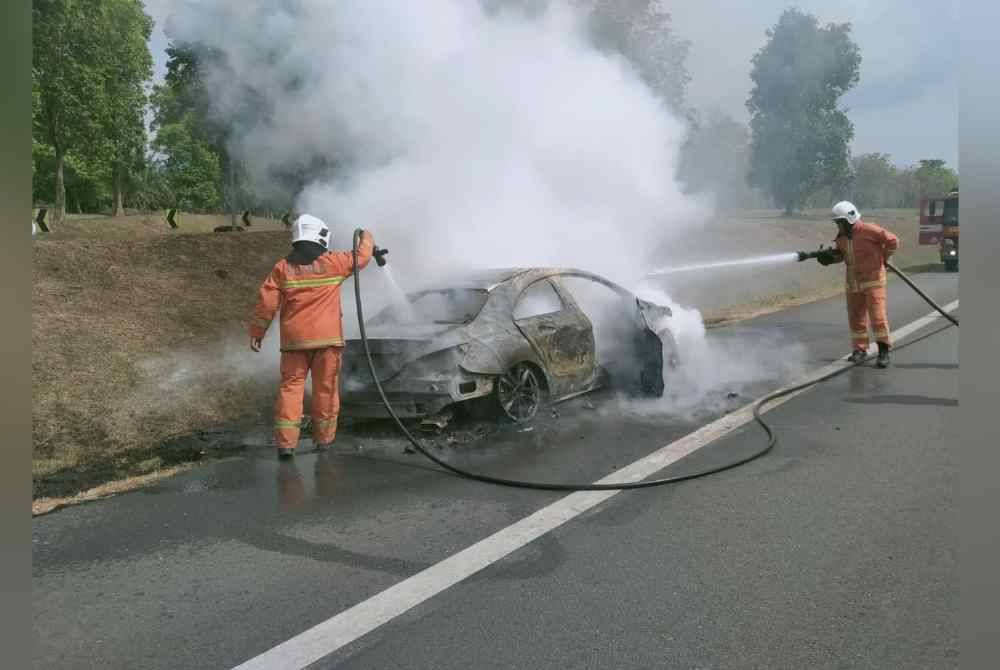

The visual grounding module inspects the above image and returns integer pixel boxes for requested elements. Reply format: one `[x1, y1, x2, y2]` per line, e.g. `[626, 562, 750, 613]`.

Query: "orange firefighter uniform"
[822, 220, 899, 351]
[250, 230, 375, 451]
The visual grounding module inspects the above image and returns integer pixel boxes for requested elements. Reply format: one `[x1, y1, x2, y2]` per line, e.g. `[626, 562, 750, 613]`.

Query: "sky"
[143, 0, 958, 169]
[669, 0, 959, 167]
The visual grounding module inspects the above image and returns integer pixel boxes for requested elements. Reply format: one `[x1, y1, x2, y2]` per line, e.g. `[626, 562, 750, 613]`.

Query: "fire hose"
[351, 230, 957, 491]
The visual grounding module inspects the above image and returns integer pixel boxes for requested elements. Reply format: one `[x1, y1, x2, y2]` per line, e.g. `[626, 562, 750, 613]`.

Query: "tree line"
[679, 8, 957, 213]
[32, 1, 955, 227]
[32, 0, 259, 226]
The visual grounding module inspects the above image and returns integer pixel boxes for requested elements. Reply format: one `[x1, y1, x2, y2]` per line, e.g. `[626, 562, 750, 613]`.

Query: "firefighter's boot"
[875, 342, 891, 369]
[848, 349, 868, 365]
[277, 447, 295, 459]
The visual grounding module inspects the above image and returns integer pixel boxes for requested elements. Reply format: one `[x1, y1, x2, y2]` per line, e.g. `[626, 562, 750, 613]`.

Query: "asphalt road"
[32, 271, 958, 670]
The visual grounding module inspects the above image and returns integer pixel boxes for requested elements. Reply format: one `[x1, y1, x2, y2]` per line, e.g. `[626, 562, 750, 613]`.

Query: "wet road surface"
[33, 272, 958, 669]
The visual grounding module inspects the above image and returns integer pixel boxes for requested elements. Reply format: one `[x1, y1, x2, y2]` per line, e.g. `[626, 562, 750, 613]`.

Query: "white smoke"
[633, 285, 808, 416]
[165, 0, 708, 285]
[163, 0, 802, 413]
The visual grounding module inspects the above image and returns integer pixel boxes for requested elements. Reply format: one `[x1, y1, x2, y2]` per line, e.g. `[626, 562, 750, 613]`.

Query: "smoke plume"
[163, 0, 801, 411]
[166, 0, 707, 283]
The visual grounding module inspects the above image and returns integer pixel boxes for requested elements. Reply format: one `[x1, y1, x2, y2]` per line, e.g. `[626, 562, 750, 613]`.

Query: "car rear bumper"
[341, 392, 453, 419]
[341, 371, 495, 419]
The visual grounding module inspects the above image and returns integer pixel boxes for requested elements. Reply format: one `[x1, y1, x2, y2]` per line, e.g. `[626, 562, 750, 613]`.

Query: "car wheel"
[495, 363, 544, 423]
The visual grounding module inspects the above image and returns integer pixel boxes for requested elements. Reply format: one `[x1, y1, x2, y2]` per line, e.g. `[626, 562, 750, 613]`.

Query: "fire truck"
[918, 188, 959, 272]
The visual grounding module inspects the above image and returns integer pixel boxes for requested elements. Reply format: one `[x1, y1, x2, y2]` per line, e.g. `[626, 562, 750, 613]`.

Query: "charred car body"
[341, 268, 679, 422]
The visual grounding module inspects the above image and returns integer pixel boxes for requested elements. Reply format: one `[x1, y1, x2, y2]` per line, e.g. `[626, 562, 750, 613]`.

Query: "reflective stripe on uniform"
[858, 278, 886, 290]
[274, 419, 302, 429]
[314, 417, 338, 427]
[845, 239, 857, 292]
[282, 337, 346, 350]
[281, 276, 346, 289]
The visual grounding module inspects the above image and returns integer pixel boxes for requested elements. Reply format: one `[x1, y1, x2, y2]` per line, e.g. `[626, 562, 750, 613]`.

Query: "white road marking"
[232, 301, 958, 670]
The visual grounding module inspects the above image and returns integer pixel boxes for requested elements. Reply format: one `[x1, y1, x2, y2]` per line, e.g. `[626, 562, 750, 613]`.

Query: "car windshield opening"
[369, 289, 489, 327]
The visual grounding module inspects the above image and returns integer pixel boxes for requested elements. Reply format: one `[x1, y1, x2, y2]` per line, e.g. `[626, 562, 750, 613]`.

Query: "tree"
[33, 0, 111, 225]
[849, 153, 898, 209]
[149, 45, 226, 212]
[33, 139, 111, 213]
[583, 0, 691, 116]
[99, 0, 154, 215]
[746, 8, 861, 214]
[150, 123, 222, 211]
[913, 159, 958, 198]
[679, 109, 763, 208]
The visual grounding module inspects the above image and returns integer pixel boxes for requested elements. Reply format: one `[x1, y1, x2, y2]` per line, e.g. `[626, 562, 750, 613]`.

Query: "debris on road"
[419, 409, 454, 433]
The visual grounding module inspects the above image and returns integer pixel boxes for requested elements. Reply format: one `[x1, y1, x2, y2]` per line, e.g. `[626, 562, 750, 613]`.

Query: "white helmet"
[831, 201, 861, 225]
[291, 213, 330, 248]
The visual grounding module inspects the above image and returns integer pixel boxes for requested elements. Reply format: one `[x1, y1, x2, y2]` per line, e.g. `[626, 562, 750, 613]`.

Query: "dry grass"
[32, 463, 201, 516]
[32, 230, 291, 498]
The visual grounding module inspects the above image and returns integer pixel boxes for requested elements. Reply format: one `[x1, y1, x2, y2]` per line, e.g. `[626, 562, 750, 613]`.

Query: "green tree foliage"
[33, 0, 112, 224]
[913, 159, 959, 198]
[747, 8, 861, 214]
[33, 138, 111, 213]
[151, 123, 222, 211]
[848, 152, 897, 209]
[149, 45, 226, 212]
[100, 0, 154, 215]
[843, 155, 958, 209]
[33, 0, 154, 221]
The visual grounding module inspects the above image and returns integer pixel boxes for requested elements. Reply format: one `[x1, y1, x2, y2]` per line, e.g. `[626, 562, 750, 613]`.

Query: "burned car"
[341, 268, 679, 423]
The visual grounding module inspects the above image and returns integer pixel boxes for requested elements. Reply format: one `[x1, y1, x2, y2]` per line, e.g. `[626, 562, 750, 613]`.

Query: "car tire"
[494, 362, 545, 423]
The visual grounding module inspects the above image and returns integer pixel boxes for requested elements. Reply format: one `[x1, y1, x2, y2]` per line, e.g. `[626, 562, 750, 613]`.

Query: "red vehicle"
[918, 189, 959, 272]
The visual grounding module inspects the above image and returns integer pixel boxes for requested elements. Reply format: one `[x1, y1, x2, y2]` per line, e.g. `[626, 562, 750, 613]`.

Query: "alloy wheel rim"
[499, 364, 540, 421]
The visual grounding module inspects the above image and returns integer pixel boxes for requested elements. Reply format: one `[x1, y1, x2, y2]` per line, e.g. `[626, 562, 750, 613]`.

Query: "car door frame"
[512, 278, 597, 400]
[552, 273, 674, 398]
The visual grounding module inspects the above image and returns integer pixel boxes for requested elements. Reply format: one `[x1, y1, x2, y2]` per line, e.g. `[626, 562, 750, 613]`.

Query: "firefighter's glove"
[816, 249, 837, 266]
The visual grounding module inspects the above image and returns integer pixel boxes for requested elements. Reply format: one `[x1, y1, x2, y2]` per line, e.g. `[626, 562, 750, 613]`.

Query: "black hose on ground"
[351, 231, 956, 491]
[886, 260, 959, 326]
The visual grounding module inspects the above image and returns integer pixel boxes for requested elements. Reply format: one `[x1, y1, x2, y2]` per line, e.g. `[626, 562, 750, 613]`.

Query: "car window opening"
[514, 280, 564, 320]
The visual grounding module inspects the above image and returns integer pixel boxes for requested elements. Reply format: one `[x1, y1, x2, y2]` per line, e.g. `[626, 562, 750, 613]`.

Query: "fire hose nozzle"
[797, 246, 829, 262]
[373, 246, 389, 267]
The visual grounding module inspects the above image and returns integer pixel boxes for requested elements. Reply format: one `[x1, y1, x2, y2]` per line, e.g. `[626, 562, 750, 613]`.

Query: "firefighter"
[815, 201, 899, 368]
[249, 214, 375, 458]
